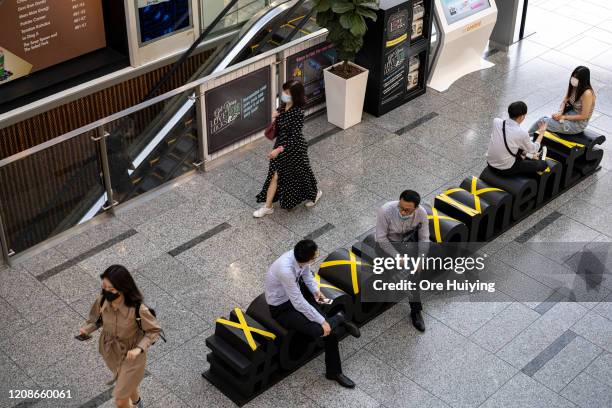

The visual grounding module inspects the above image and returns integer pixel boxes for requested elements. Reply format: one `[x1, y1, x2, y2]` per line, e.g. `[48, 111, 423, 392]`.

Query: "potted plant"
[314, 0, 379, 129]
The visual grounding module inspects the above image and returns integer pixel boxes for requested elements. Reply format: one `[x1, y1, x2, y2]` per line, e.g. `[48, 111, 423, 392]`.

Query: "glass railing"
[0, 20, 327, 264]
[202, 0, 269, 35]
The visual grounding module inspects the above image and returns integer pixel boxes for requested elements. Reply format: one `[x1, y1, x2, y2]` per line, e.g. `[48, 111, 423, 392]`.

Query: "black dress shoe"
[344, 320, 361, 338]
[325, 373, 356, 388]
[411, 311, 426, 332]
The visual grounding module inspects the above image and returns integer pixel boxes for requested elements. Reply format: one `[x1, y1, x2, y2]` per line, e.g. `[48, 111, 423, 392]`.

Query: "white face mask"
[570, 77, 579, 87]
[281, 93, 292, 103]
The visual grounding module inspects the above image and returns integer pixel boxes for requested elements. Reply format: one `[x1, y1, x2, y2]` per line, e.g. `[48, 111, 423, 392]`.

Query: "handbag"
[264, 120, 277, 140]
[562, 100, 573, 114]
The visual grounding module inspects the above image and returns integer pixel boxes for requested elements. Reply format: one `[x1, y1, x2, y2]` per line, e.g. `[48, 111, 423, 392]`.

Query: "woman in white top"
[529, 66, 596, 135]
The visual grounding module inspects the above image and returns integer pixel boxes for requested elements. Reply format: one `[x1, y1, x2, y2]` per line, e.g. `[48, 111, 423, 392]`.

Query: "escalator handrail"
[142, 0, 241, 101]
[0, 25, 327, 170]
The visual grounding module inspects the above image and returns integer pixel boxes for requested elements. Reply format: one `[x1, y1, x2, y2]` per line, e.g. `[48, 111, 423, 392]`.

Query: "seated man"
[265, 239, 360, 388]
[486, 101, 548, 176]
[375, 190, 429, 332]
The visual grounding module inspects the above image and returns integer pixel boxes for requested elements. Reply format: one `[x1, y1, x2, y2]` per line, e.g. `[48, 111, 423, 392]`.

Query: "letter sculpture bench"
[203, 128, 606, 406]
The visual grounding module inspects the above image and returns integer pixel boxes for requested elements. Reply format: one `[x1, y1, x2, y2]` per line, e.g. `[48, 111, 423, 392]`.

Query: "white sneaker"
[305, 190, 322, 207]
[541, 146, 547, 161]
[253, 206, 274, 218]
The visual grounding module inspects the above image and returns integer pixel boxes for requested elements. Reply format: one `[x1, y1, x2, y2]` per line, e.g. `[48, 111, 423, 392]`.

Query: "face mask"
[102, 289, 120, 302]
[281, 94, 292, 103]
[570, 77, 579, 87]
[399, 214, 412, 220]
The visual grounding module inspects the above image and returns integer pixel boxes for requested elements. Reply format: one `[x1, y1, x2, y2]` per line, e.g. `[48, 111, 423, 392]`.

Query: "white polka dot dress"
[256, 105, 318, 209]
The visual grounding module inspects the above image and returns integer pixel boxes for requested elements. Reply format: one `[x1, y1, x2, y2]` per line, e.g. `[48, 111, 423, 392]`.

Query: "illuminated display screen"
[0, 0, 106, 85]
[137, 0, 191, 45]
[440, 0, 491, 25]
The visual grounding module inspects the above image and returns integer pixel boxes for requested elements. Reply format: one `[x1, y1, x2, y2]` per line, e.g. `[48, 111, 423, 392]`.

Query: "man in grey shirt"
[265, 239, 360, 388]
[486, 101, 548, 175]
[376, 190, 429, 332]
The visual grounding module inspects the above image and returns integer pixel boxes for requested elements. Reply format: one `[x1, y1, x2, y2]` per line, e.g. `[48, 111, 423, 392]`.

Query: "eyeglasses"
[398, 205, 416, 215]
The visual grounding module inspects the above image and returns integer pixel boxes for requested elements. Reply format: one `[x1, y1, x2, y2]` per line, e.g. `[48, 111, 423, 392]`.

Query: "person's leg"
[324, 334, 341, 375]
[130, 388, 141, 407]
[265, 172, 279, 208]
[512, 159, 548, 175]
[114, 397, 132, 408]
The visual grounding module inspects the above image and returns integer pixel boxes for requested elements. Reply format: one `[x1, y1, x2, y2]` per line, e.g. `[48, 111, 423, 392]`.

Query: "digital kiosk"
[428, 0, 497, 92]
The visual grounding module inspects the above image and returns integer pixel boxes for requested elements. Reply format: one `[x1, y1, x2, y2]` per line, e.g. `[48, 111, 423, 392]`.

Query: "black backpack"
[96, 297, 167, 343]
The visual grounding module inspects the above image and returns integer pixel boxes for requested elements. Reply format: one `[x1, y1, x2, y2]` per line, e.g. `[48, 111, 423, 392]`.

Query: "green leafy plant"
[313, 0, 379, 76]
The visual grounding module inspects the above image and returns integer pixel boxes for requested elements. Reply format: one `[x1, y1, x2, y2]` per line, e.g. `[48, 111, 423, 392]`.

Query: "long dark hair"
[566, 66, 594, 102]
[282, 80, 306, 108]
[100, 265, 143, 307]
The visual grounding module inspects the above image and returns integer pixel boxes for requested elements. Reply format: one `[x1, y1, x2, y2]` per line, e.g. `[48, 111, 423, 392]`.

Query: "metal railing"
[0, 24, 327, 265]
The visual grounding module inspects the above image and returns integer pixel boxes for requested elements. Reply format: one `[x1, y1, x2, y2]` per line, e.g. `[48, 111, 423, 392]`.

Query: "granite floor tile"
[16, 248, 70, 278]
[560, 36, 612, 61]
[136, 253, 205, 297]
[342, 349, 449, 408]
[0, 266, 64, 324]
[560, 372, 612, 408]
[41, 264, 99, 304]
[245, 381, 320, 408]
[593, 292, 612, 321]
[485, 258, 557, 305]
[78, 234, 165, 278]
[0, 297, 30, 339]
[147, 391, 188, 408]
[54, 217, 132, 259]
[560, 198, 612, 238]
[533, 336, 602, 392]
[585, 352, 612, 388]
[0, 352, 37, 408]
[366, 318, 516, 407]
[0, 308, 90, 377]
[480, 372, 575, 408]
[470, 302, 541, 353]
[116, 189, 187, 228]
[302, 374, 381, 408]
[571, 311, 612, 352]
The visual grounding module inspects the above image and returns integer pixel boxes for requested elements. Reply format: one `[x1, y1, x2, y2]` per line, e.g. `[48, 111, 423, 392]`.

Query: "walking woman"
[529, 66, 596, 135]
[78, 265, 161, 408]
[254, 80, 322, 217]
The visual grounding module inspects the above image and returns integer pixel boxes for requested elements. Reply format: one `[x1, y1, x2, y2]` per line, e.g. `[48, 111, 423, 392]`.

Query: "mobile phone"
[75, 333, 92, 341]
[318, 298, 333, 305]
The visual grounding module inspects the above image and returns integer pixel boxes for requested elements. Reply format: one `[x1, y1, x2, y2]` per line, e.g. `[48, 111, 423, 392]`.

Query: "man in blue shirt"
[265, 239, 360, 388]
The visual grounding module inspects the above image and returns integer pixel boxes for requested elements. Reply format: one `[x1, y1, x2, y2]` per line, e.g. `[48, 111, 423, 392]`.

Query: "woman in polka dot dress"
[254, 80, 322, 217]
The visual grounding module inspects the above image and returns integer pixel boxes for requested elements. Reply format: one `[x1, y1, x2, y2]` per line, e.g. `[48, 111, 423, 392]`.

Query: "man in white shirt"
[265, 239, 360, 388]
[486, 101, 548, 175]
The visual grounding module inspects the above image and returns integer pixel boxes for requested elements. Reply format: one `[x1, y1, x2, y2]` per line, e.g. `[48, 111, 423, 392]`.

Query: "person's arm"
[278, 269, 325, 324]
[135, 305, 162, 352]
[519, 128, 541, 154]
[302, 265, 319, 295]
[562, 91, 594, 121]
[418, 208, 430, 243]
[375, 206, 399, 257]
[552, 96, 568, 120]
[79, 295, 102, 335]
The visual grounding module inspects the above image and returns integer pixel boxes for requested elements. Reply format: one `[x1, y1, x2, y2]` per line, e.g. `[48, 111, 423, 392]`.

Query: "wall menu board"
[136, 0, 191, 45]
[286, 42, 337, 110]
[205, 66, 271, 154]
[0, 0, 106, 85]
[441, 0, 491, 25]
[381, 6, 410, 106]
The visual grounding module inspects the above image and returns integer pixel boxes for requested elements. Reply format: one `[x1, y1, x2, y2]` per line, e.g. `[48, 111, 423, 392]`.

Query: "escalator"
[79, 0, 321, 223]
[117, 0, 319, 203]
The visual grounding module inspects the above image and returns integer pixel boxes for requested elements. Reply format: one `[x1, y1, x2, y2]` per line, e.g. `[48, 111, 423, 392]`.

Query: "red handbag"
[264, 120, 277, 140]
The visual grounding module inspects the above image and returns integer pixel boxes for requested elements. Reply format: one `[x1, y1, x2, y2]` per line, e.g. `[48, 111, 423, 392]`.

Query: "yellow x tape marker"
[467, 176, 504, 213]
[216, 308, 276, 351]
[319, 251, 370, 294]
[437, 189, 480, 217]
[544, 131, 585, 149]
[314, 274, 342, 292]
[427, 207, 460, 243]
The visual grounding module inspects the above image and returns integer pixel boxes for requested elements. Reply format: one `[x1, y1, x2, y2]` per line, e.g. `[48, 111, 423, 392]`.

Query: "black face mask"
[102, 289, 120, 302]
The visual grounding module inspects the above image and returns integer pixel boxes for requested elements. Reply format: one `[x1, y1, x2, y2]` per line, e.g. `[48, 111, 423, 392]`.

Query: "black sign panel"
[206, 66, 271, 154]
[381, 7, 410, 106]
[286, 42, 337, 109]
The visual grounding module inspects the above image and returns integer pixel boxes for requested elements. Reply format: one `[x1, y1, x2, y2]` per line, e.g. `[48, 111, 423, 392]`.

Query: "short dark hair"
[294, 239, 318, 263]
[508, 101, 528, 119]
[282, 80, 306, 108]
[100, 265, 143, 307]
[399, 190, 421, 206]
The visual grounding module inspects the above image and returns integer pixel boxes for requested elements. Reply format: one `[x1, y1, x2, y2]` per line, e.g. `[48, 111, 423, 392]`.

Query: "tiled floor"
[2, 1, 612, 407]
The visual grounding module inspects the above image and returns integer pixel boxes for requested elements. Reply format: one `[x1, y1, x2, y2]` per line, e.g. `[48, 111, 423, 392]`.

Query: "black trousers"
[269, 298, 342, 375]
[490, 158, 547, 176]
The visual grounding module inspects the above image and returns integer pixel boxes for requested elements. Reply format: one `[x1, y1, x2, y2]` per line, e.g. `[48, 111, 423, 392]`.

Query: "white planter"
[323, 61, 369, 130]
